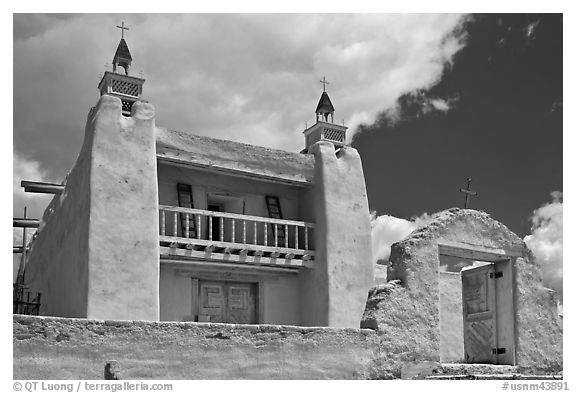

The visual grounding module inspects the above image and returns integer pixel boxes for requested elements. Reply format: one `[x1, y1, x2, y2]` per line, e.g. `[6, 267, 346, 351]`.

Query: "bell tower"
[301, 77, 348, 154]
[97, 22, 145, 117]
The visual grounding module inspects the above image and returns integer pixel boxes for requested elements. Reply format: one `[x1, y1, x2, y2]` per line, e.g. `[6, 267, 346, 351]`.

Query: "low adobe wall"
[13, 315, 381, 380]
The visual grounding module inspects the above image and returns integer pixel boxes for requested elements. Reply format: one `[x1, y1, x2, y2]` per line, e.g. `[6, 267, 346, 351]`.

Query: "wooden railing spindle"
[173, 211, 178, 237]
[220, 217, 224, 242]
[209, 216, 213, 241]
[295, 226, 299, 250]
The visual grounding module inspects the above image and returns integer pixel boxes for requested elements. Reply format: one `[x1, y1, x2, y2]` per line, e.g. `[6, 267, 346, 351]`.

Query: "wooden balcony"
[158, 205, 315, 269]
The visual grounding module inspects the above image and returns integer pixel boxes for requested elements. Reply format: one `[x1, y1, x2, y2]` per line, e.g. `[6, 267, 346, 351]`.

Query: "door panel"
[199, 283, 226, 323]
[462, 264, 497, 364]
[227, 285, 257, 324]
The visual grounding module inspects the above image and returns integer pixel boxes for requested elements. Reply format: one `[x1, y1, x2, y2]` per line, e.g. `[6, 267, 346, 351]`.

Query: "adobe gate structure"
[362, 208, 562, 373]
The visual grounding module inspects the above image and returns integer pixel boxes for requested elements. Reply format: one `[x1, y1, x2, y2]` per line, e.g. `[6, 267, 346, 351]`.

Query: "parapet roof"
[155, 127, 315, 186]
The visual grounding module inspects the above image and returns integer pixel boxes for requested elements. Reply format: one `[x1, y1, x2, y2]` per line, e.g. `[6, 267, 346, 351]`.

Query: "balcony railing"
[158, 205, 315, 262]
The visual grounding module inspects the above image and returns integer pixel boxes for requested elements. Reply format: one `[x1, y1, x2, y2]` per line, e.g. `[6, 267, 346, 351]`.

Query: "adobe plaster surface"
[13, 315, 380, 380]
[87, 96, 160, 321]
[300, 142, 374, 327]
[439, 271, 464, 362]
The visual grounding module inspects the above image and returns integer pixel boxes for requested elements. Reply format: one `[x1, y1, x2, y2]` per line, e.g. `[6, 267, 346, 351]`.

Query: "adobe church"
[22, 31, 373, 328]
[17, 27, 561, 373]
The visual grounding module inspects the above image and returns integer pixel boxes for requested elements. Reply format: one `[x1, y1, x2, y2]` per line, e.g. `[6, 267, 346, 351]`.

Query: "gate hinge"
[492, 347, 506, 355]
[490, 272, 504, 279]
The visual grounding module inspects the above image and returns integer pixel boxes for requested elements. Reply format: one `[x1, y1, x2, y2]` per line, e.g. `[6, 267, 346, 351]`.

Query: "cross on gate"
[460, 178, 478, 209]
[116, 21, 129, 39]
[319, 76, 330, 92]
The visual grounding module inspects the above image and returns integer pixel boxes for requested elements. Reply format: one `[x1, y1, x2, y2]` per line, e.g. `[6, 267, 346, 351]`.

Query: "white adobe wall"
[299, 142, 374, 328]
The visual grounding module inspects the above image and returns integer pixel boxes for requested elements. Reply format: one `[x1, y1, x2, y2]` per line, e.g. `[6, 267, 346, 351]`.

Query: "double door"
[198, 281, 257, 324]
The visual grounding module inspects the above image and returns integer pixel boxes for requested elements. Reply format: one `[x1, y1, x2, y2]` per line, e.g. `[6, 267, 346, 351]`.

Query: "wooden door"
[199, 282, 226, 323]
[227, 284, 257, 324]
[198, 281, 257, 324]
[462, 263, 498, 364]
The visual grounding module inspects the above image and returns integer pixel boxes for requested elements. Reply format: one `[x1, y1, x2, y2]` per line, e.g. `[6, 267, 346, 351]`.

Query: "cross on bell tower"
[117, 21, 129, 39]
[320, 76, 329, 92]
[97, 22, 146, 117]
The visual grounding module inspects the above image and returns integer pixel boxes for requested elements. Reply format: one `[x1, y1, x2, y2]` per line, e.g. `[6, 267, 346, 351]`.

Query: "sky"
[12, 14, 563, 297]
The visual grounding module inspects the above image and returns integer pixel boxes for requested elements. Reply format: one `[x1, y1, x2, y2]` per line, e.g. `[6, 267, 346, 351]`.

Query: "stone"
[104, 360, 119, 380]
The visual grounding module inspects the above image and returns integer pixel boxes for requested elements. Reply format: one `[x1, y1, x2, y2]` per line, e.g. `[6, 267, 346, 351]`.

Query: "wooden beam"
[13, 218, 40, 228]
[438, 240, 522, 261]
[159, 235, 315, 258]
[159, 246, 308, 268]
[21, 180, 64, 195]
[165, 258, 301, 274]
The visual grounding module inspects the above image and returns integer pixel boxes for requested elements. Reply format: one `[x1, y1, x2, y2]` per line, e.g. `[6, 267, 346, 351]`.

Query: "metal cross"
[116, 21, 129, 39]
[319, 76, 330, 92]
[460, 178, 478, 209]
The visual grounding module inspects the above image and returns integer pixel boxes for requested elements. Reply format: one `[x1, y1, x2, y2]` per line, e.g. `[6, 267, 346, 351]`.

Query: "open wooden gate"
[462, 263, 498, 364]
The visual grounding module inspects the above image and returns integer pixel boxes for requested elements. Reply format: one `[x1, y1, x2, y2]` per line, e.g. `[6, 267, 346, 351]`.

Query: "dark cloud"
[13, 14, 83, 41]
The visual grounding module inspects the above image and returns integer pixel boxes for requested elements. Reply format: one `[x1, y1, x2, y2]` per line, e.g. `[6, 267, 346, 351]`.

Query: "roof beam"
[13, 218, 40, 228]
[21, 180, 64, 195]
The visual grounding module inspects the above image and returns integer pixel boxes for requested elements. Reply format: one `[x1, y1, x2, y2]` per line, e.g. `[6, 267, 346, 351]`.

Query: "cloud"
[13, 14, 83, 41]
[370, 212, 433, 263]
[14, 14, 469, 170]
[525, 19, 540, 40]
[383, 90, 460, 124]
[523, 191, 563, 302]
